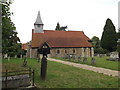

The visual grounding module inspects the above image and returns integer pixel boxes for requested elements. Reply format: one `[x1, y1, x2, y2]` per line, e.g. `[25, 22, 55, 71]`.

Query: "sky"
[10, 0, 120, 43]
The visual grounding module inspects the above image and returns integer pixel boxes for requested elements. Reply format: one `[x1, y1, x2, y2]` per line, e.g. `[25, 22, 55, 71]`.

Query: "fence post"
[32, 70, 34, 86]
[5, 70, 7, 88]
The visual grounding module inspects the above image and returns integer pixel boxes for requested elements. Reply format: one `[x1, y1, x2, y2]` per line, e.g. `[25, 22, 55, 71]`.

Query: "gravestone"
[15, 55, 17, 58]
[91, 57, 96, 65]
[64, 54, 68, 59]
[21, 55, 23, 59]
[107, 52, 119, 61]
[4, 54, 7, 59]
[69, 55, 73, 61]
[73, 55, 76, 62]
[67, 54, 70, 61]
[83, 57, 87, 63]
[110, 52, 119, 58]
[78, 56, 81, 62]
[8, 56, 10, 61]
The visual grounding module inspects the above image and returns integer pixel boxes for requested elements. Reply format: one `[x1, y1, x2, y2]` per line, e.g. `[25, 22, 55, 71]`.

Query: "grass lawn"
[2, 58, 119, 88]
[53, 56, 120, 71]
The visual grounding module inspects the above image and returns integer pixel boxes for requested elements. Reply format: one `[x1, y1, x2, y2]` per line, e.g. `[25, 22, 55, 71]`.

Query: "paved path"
[48, 58, 119, 77]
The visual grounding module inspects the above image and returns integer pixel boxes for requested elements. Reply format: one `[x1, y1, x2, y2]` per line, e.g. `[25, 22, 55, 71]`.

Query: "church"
[25, 11, 94, 58]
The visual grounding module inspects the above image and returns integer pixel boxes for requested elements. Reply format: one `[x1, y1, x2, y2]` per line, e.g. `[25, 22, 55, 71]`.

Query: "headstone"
[4, 54, 8, 59]
[21, 55, 23, 59]
[78, 56, 81, 62]
[99, 54, 102, 58]
[68, 55, 71, 61]
[64, 54, 68, 59]
[15, 55, 17, 58]
[8, 56, 10, 61]
[91, 57, 96, 65]
[83, 57, 87, 63]
[69, 55, 72, 60]
[110, 52, 119, 59]
[73, 55, 76, 62]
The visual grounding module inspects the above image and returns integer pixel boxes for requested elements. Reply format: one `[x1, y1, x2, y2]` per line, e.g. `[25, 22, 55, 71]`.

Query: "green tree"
[2, 0, 23, 57]
[101, 18, 117, 52]
[91, 36, 108, 54]
[117, 40, 120, 58]
[91, 36, 100, 49]
[117, 29, 120, 58]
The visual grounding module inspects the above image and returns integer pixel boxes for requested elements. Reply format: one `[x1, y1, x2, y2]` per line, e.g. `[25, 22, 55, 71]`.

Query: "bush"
[94, 48, 109, 54]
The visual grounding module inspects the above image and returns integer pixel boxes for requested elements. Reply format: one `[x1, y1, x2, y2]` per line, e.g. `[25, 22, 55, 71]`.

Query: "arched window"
[65, 50, 67, 54]
[57, 50, 60, 54]
[73, 49, 76, 53]
[84, 48, 86, 52]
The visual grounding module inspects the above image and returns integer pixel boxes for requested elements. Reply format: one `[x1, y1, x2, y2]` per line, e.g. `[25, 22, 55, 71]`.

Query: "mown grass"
[2, 58, 119, 88]
[53, 56, 119, 71]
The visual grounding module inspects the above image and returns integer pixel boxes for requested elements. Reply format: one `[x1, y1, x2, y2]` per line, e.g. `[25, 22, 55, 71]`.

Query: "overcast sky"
[10, 0, 120, 43]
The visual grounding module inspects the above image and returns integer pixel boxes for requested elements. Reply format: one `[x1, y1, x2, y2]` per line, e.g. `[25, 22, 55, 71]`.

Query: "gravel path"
[48, 58, 119, 77]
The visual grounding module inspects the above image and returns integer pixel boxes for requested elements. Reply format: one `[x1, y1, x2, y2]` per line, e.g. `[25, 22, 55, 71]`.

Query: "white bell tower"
[34, 11, 44, 33]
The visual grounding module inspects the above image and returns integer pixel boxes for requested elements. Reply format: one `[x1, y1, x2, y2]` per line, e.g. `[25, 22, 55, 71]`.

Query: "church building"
[26, 11, 94, 58]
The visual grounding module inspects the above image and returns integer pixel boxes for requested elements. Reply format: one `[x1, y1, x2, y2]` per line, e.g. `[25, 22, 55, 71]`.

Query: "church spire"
[34, 11, 43, 25]
[34, 11, 44, 33]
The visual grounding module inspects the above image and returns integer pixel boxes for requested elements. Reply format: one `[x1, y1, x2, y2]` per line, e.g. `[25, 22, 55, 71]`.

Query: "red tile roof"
[31, 30, 92, 48]
[22, 43, 28, 50]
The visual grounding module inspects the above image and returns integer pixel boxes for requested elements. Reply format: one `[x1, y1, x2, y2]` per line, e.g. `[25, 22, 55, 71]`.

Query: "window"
[65, 50, 67, 54]
[56, 50, 60, 54]
[84, 48, 86, 52]
[73, 49, 76, 53]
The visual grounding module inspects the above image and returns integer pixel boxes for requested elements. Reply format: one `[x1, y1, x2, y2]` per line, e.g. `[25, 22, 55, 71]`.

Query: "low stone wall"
[2, 74, 31, 89]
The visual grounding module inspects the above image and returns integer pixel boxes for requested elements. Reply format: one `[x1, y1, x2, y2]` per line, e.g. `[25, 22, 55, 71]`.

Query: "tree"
[55, 22, 67, 31]
[117, 40, 120, 58]
[91, 36, 108, 54]
[2, 0, 22, 57]
[117, 28, 120, 58]
[91, 36, 100, 53]
[101, 18, 117, 52]
[91, 36, 100, 49]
